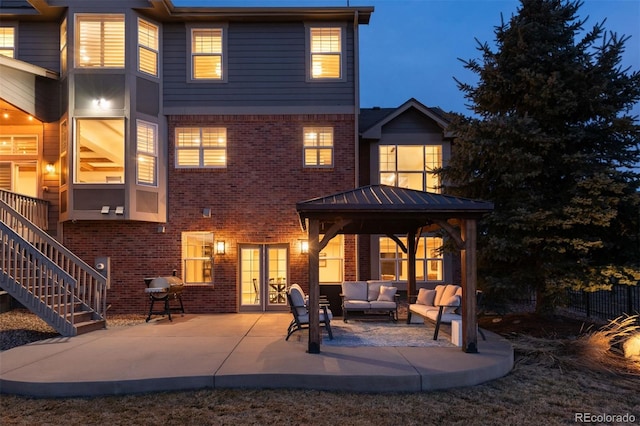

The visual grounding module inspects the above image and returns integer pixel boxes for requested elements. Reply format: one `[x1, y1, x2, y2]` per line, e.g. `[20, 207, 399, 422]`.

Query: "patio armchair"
[285, 283, 333, 341]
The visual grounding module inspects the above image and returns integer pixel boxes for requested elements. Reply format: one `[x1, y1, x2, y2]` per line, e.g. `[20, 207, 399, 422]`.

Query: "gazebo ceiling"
[296, 185, 494, 235]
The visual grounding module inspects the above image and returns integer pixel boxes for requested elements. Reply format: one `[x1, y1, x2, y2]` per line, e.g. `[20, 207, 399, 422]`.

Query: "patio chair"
[285, 283, 333, 341]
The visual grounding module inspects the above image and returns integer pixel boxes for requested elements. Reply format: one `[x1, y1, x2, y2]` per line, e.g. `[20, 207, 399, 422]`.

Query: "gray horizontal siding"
[17, 21, 60, 72]
[163, 21, 355, 108]
[382, 109, 445, 134]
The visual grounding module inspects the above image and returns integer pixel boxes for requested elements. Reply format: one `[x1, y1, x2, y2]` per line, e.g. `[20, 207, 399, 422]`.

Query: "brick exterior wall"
[62, 113, 357, 314]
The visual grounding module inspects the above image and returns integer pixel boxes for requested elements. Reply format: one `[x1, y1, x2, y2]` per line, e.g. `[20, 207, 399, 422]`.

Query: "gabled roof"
[359, 98, 452, 139]
[297, 185, 493, 235]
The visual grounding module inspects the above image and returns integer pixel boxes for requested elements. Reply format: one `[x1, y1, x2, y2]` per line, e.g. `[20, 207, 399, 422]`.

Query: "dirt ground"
[478, 312, 603, 339]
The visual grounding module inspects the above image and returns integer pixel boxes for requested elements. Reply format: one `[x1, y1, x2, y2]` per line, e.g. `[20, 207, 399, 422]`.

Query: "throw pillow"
[377, 285, 398, 302]
[417, 288, 436, 306]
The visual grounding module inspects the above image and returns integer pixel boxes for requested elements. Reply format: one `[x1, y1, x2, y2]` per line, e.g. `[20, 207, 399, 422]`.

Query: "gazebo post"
[307, 218, 321, 354]
[407, 229, 416, 300]
[461, 219, 478, 353]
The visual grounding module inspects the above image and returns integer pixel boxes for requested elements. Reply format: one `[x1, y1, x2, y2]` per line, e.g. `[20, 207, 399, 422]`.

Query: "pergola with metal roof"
[296, 185, 494, 354]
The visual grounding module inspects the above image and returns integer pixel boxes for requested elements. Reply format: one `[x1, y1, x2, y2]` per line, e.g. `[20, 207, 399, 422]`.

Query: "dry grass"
[2, 314, 640, 425]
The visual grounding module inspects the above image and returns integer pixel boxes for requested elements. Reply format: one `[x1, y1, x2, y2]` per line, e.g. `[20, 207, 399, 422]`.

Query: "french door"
[239, 244, 289, 311]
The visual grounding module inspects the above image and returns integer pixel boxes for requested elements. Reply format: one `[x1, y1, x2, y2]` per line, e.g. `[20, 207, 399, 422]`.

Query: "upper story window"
[379, 145, 442, 192]
[136, 120, 157, 186]
[308, 26, 342, 80]
[175, 127, 227, 168]
[60, 19, 67, 74]
[75, 14, 125, 68]
[0, 26, 16, 58]
[303, 127, 333, 167]
[138, 18, 159, 77]
[190, 28, 224, 80]
[0, 135, 38, 156]
[75, 118, 125, 184]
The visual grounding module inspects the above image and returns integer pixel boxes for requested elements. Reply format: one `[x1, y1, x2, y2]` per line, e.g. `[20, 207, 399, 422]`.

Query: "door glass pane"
[241, 247, 261, 306]
[267, 247, 287, 305]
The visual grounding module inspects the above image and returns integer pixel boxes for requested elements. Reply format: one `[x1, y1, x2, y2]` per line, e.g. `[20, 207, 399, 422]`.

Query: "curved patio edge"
[0, 314, 514, 397]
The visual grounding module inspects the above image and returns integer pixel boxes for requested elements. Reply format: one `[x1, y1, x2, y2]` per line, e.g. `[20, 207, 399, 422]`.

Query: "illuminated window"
[191, 28, 223, 80]
[0, 27, 15, 58]
[303, 127, 333, 167]
[379, 236, 443, 282]
[309, 27, 342, 79]
[60, 120, 68, 186]
[175, 127, 226, 168]
[59, 19, 67, 74]
[75, 14, 125, 68]
[136, 120, 157, 186]
[0, 135, 38, 155]
[0, 161, 37, 197]
[75, 118, 125, 183]
[379, 145, 442, 192]
[138, 18, 159, 76]
[319, 235, 343, 283]
[182, 232, 214, 284]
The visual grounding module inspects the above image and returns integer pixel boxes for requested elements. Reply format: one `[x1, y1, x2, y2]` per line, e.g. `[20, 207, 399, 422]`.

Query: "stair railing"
[0, 199, 107, 336]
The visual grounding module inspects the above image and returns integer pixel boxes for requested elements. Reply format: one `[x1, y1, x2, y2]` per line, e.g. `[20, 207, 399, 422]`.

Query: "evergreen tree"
[441, 0, 640, 314]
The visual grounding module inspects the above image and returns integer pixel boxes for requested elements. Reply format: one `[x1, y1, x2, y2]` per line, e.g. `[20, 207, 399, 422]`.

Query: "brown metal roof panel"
[297, 185, 494, 212]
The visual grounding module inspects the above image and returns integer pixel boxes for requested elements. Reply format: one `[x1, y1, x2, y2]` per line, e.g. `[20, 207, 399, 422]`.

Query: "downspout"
[353, 10, 360, 189]
[353, 10, 360, 280]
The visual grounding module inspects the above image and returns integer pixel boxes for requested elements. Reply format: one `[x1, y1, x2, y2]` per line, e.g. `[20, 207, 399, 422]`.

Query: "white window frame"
[182, 231, 214, 284]
[379, 235, 444, 282]
[75, 14, 125, 69]
[188, 24, 227, 82]
[74, 117, 125, 184]
[0, 25, 16, 58]
[175, 127, 227, 169]
[137, 18, 159, 77]
[303, 127, 334, 168]
[306, 24, 345, 81]
[136, 120, 158, 186]
[379, 144, 443, 193]
[319, 234, 344, 284]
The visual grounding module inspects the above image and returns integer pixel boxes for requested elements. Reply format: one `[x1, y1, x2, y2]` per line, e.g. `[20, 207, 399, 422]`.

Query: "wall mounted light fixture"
[216, 240, 226, 255]
[300, 239, 309, 254]
[115, 206, 124, 215]
[101, 206, 110, 214]
[45, 163, 55, 174]
[202, 208, 211, 218]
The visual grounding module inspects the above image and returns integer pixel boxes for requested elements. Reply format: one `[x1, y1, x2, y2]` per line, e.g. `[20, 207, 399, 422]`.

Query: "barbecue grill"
[144, 275, 185, 322]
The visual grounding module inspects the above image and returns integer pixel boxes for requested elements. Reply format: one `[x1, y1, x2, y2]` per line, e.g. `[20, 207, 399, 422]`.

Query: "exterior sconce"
[216, 240, 226, 255]
[202, 208, 211, 218]
[92, 98, 111, 109]
[300, 239, 309, 254]
[45, 163, 55, 174]
[101, 206, 110, 214]
[157, 225, 166, 233]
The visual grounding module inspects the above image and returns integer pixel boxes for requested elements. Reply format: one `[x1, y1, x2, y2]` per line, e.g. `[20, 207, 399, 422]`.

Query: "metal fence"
[566, 284, 640, 321]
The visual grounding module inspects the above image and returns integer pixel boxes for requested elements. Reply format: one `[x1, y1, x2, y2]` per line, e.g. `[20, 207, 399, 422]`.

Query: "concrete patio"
[0, 313, 513, 397]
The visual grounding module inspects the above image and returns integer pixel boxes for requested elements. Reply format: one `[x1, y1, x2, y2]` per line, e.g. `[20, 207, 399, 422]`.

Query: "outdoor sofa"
[340, 280, 399, 322]
[407, 284, 462, 340]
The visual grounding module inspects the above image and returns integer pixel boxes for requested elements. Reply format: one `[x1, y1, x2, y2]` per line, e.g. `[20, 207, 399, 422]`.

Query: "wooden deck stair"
[0, 192, 107, 337]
